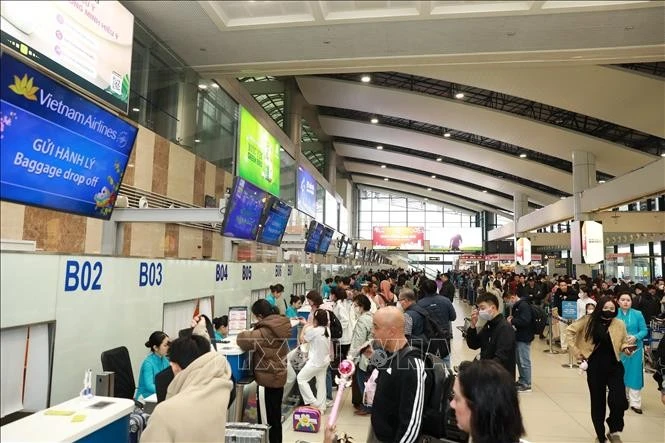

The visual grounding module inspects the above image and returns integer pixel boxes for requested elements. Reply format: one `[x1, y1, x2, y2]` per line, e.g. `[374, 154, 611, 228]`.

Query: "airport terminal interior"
[0, 1, 664, 442]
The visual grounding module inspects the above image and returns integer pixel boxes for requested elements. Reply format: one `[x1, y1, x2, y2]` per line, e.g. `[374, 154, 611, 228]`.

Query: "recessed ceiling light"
[211, 83, 219, 88]
[194, 139, 201, 143]
[424, 198, 428, 201]
[436, 157, 442, 162]
[131, 107, 140, 112]
[519, 153, 527, 158]
[431, 175, 436, 179]
[560, 196, 566, 200]
[361, 75, 371, 83]
[380, 164, 386, 168]
[444, 132, 451, 138]
[376, 145, 383, 150]
[370, 117, 379, 124]
[598, 180, 606, 184]
[455, 92, 465, 99]
[198, 84, 207, 89]
[482, 190, 487, 193]
[427, 187, 432, 191]
[383, 177, 389, 181]
[661, 153, 665, 157]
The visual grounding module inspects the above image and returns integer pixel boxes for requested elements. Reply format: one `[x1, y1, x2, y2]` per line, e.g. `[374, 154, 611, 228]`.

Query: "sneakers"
[630, 406, 643, 414]
[606, 432, 623, 442]
[517, 385, 532, 393]
[326, 399, 334, 408]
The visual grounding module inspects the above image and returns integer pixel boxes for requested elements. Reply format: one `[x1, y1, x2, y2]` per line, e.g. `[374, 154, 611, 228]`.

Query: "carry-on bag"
[225, 422, 269, 443]
[292, 406, 321, 433]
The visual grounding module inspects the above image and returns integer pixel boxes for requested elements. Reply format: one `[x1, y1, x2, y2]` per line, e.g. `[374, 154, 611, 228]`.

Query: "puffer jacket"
[236, 314, 291, 388]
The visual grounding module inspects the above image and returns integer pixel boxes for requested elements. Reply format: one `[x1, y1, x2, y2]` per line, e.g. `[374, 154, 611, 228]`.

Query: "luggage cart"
[645, 318, 665, 373]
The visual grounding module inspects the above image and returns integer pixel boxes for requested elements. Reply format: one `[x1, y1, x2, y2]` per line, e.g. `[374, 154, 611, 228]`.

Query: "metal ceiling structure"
[617, 61, 665, 78]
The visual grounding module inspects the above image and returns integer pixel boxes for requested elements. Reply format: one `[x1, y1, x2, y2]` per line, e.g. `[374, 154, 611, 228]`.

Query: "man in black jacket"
[506, 292, 534, 392]
[466, 292, 516, 379]
[367, 307, 425, 443]
[439, 273, 456, 302]
[417, 279, 456, 366]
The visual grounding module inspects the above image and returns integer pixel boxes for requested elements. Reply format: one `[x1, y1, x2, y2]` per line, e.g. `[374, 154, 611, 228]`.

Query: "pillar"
[572, 150, 597, 277]
[176, 69, 199, 147]
[283, 79, 303, 162]
[327, 148, 337, 188]
[513, 192, 529, 273]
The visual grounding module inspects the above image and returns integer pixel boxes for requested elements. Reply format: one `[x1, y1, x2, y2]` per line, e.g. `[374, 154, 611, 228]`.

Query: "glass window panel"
[360, 198, 373, 212]
[654, 242, 661, 255]
[373, 198, 389, 211]
[373, 211, 390, 223]
[426, 211, 443, 225]
[359, 222, 373, 232]
[409, 211, 426, 224]
[408, 199, 425, 210]
[617, 245, 630, 253]
[444, 212, 462, 226]
[426, 202, 443, 212]
[634, 244, 649, 255]
[359, 229, 372, 240]
[390, 212, 407, 224]
[390, 197, 407, 211]
[359, 212, 372, 224]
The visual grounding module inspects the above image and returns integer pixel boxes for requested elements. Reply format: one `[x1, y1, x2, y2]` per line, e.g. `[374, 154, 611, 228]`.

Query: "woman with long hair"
[616, 290, 648, 414]
[450, 359, 526, 443]
[566, 296, 634, 443]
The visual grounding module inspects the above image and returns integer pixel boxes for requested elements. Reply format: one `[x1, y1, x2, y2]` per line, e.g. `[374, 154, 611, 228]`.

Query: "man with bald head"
[367, 307, 425, 443]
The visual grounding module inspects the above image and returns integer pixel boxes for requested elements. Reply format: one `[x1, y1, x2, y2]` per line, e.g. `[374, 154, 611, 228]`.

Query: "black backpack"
[412, 305, 451, 359]
[324, 309, 343, 340]
[531, 304, 547, 335]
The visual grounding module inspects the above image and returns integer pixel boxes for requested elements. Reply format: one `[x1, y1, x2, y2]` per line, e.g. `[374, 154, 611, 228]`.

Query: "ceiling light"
[211, 83, 219, 88]
[376, 145, 383, 150]
[370, 117, 379, 124]
[383, 177, 389, 181]
[431, 175, 436, 179]
[198, 84, 207, 89]
[661, 153, 665, 157]
[380, 164, 386, 168]
[598, 180, 606, 184]
[131, 107, 140, 112]
[482, 190, 488, 193]
[560, 196, 566, 200]
[361, 75, 371, 83]
[519, 153, 527, 158]
[424, 198, 428, 201]
[455, 92, 465, 99]
[427, 188, 432, 191]
[443, 132, 451, 138]
[194, 139, 201, 143]
[436, 157, 442, 162]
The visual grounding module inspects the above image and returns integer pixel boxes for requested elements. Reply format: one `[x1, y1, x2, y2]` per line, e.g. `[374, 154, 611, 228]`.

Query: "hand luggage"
[292, 405, 321, 433]
[225, 422, 269, 443]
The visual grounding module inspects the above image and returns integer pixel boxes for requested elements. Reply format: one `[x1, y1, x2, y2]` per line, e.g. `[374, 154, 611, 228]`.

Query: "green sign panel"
[237, 106, 280, 196]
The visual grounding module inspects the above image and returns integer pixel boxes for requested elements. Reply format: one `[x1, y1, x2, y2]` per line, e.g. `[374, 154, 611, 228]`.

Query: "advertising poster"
[0, 53, 137, 220]
[515, 237, 532, 265]
[372, 226, 425, 250]
[429, 227, 483, 252]
[296, 166, 316, 217]
[325, 191, 338, 231]
[1, 1, 134, 112]
[582, 220, 604, 264]
[237, 106, 280, 196]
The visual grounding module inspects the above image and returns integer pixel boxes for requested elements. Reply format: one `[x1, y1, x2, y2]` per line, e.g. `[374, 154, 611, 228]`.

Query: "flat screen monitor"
[337, 235, 346, 257]
[341, 240, 351, 258]
[1, 53, 138, 220]
[318, 227, 334, 255]
[304, 220, 324, 254]
[257, 197, 292, 246]
[221, 177, 269, 241]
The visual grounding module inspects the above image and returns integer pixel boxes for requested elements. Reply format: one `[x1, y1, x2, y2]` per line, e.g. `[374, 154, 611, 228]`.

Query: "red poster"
[372, 226, 424, 250]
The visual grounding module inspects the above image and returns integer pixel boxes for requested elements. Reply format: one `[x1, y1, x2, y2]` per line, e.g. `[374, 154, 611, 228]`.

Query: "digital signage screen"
[304, 220, 323, 254]
[337, 236, 346, 257]
[296, 166, 316, 218]
[372, 226, 425, 250]
[324, 191, 338, 231]
[257, 197, 292, 246]
[318, 227, 334, 255]
[221, 177, 269, 241]
[236, 106, 280, 196]
[1, 53, 137, 220]
[1, 1, 134, 113]
[429, 227, 483, 252]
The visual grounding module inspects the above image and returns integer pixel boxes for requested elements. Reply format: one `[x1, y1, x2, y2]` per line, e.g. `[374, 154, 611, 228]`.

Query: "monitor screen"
[318, 227, 334, 255]
[221, 177, 269, 241]
[257, 197, 292, 246]
[341, 240, 351, 258]
[337, 235, 346, 257]
[304, 220, 323, 254]
[1, 53, 138, 220]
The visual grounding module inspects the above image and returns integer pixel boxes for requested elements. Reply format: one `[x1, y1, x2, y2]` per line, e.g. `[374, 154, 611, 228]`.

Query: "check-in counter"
[1, 396, 134, 442]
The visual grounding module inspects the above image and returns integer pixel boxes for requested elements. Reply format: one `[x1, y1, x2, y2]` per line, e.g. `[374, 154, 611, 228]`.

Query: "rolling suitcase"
[225, 422, 269, 443]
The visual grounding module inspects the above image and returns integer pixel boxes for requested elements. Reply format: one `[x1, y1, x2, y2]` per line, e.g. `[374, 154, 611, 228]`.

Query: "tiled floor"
[282, 299, 665, 443]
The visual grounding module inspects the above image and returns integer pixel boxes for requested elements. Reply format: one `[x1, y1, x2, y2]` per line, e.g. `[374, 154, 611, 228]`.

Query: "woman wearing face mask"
[566, 296, 634, 443]
[576, 286, 596, 320]
[616, 291, 648, 414]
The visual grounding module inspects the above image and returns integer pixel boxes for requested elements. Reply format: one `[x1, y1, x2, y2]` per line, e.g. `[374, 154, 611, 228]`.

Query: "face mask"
[586, 309, 595, 316]
[479, 310, 493, 321]
[601, 310, 617, 320]
[505, 301, 514, 308]
[354, 307, 362, 316]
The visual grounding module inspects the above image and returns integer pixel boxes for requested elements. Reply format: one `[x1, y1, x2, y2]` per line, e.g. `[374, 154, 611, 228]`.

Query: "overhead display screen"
[304, 220, 324, 254]
[237, 106, 280, 196]
[318, 226, 335, 255]
[257, 197, 292, 246]
[0, 53, 137, 219]
[296, 166, 316, 218]
[1, 1, 134, 113]
[372, 226, 425, 250]
[429, 227, 483, 252]
[221, 177, 269, 241]
[325, 191, 338, 231]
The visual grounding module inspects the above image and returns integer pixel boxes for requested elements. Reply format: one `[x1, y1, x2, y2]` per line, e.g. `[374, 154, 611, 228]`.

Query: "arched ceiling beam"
[335, 142, 558, 206]
[319, 116, 573, 194]
[297, 76, 656, 176]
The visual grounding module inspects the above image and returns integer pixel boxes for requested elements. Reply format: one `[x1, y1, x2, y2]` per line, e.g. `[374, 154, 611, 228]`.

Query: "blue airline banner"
[1, 53, 137, 219]
[296, 166, 317, 218]
[561, 301, 578, 320]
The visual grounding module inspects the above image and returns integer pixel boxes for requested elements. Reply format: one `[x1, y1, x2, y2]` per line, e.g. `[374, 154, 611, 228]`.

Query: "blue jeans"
[356, 368, 372, 412]
[326, 367, 333, 400]
[516, 341, 532, 387]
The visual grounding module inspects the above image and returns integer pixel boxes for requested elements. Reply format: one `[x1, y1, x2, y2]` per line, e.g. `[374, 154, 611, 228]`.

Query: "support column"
[327, 148, 337, 189]
[176, 69, 200, 146]
[513, 192, 529, 273]
[284, 79, 303, 162]
[572, 150, 597, 277]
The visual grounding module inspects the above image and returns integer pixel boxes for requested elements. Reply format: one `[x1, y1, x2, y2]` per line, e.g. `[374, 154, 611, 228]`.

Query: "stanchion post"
[561, 345, 579, 369]
[543, 307, 559, 355]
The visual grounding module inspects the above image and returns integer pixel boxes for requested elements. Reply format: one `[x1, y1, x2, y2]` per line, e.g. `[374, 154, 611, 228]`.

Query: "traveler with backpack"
[400, 288, 451, 360]
[450, 359, 527, 443]
[466, 292, 516, 379]
[376, 279, 397, 308]
[399, 289, 427, 347]
[417, 279, 456, 365]
[348, 294, 374, 415]
[366, 307, 425, 443]
[506, 292, 534, 392]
